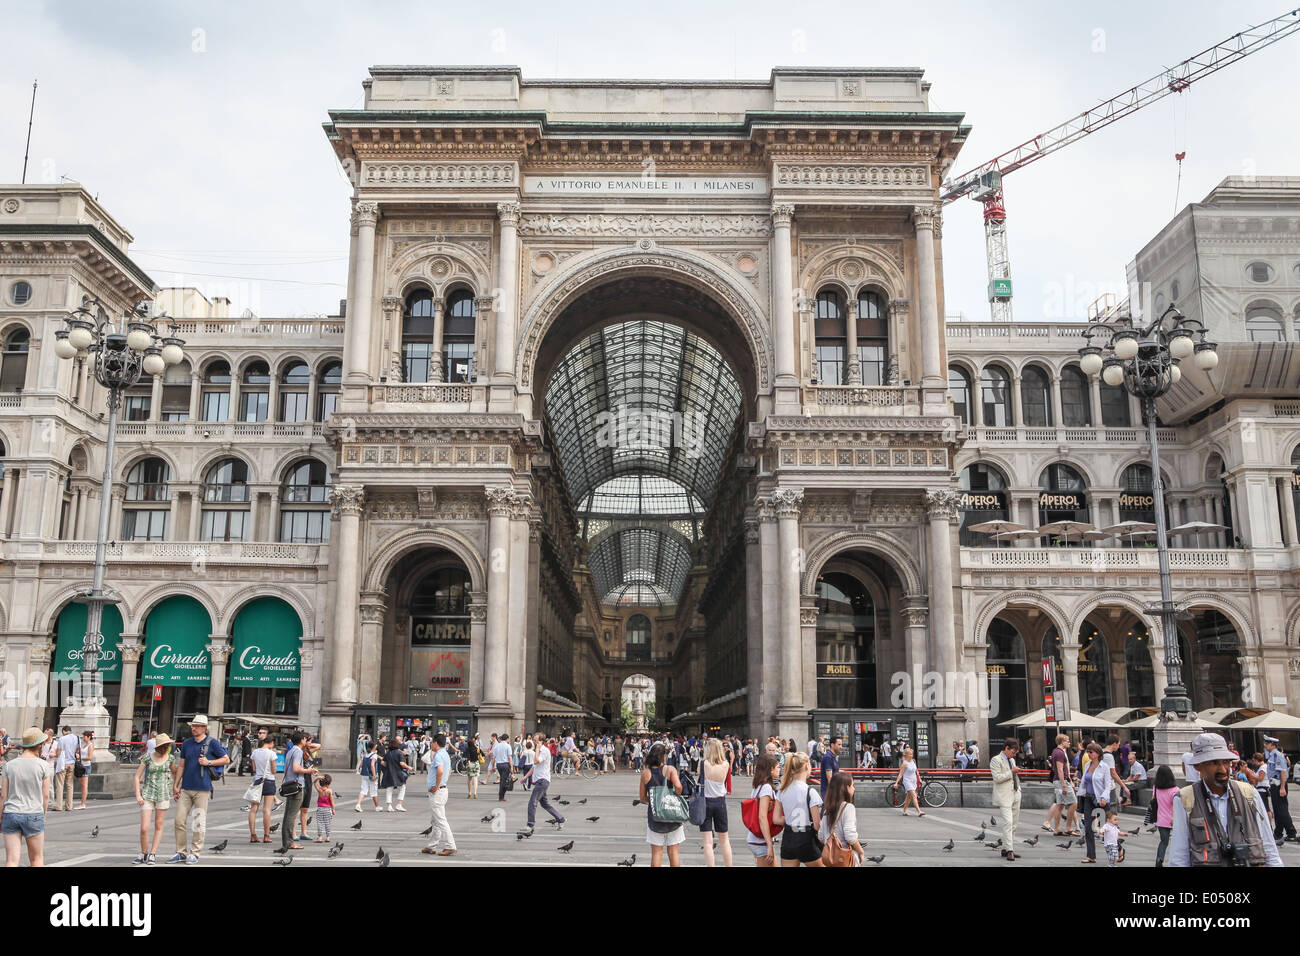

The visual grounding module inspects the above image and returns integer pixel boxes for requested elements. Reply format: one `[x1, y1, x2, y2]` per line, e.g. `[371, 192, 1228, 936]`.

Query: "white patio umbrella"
[1166, 520, 1230, 549]
[1036, 520, 1096, 544]
[1000, 707, 1122, 729]
[1224, 710, 1300, 731]
[1102, 520, 1157, 547]
[967, 519, 1027, 546]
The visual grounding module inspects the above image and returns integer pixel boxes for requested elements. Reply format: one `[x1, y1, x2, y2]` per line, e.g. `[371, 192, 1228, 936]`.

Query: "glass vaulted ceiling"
[545, 319, 743, 608]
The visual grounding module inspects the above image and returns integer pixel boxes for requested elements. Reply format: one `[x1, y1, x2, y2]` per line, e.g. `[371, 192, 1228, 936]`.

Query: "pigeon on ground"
[578, 799, 587, 805]
[421, 825, 433, 836]
[375, 846, 385, 860]
[327, 844, 343, 859]
[1145, 825, 1158, 834]
[557, 841, 575, 853]
[270, 823, 280, 833]
[1057, 841, 1073, 849]
[980, 821, 987, 830]
[991, 838, 1003, 849]
[479, 815, 493, 824]
[556, 800, 570, 806]
[973, 831, 985, 842]
[211, 839, 228, 853]
[273, 855, 293, 866]
[617, 854, 636, 867]
[1076, 837, 1086, 848]
[1023, 836, 1039, 847]
[379, 853, 391, 867]
[586, 816, 600, 823]
[942, 839, 955, 851]
[990, 816, 997, 826]
[350, 821, 362, 830]
[90, 827, 99, 838]
[867, 855, 886, 864]
[306, 815, 313, 826]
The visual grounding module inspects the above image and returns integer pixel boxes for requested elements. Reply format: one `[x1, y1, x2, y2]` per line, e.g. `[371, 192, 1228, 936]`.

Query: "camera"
[1220, 842, 1251, 866]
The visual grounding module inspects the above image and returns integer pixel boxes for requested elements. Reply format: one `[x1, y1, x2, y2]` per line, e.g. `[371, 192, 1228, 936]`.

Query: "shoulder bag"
[278, 747, 303, 797]
[806, 784, 825, 857]
[740, 785, 784, 839]
[689, 765, 709, 826]
[649, 768, 690, 825]
[820, 802, 855, 867]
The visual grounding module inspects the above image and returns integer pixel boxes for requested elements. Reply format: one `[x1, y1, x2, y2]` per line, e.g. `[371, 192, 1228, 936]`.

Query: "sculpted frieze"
[517, 214, 771, 238]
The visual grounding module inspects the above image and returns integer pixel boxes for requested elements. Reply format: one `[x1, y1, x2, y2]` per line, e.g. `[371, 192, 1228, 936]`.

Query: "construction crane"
[941, 8, 1300, 322]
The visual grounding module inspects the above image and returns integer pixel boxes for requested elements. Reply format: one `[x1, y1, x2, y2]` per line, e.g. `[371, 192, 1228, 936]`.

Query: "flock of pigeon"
[937, 815, 1158, 858]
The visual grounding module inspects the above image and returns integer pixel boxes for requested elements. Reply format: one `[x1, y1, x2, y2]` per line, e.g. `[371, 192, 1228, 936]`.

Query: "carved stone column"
[482, 487, 515, 710]
[358, 590, 387, 705]
[925, 489, 961, 681]
[24, 641, 55, 732]
[902, 600, 930, 706]
[913, 205, 945, 393]
[757, 497, 781, 736]
[492, 201, 521, 386]
[429, 298, 445, 382]
[800, 602, 820, 712]
[844, 297, 861, 385]
[744, 517, 764, 738]
[888, 298, 909, 386]
[328, 485, 365, 703]
[344, 200, 379, 389]
[115, 637, 144, 741]
[381, 295, 403, 382]
[773, 488, 805, 732]
[467, 598, 488, 706]
[770, 203, 799, 406]
[206, 636, 233, 719]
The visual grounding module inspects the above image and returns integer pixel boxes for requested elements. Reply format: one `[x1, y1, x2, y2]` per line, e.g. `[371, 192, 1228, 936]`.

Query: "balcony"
[946, 322, 1090, 347]
[960, 546, 1248, 573]
[962, 424, 1180, 445]
[167, 318, 344, 342]
[369, 382, 487, 408]
[803, 384, 922, 415]
[34, 540, 326, 566]
[115, 420, 327, 441]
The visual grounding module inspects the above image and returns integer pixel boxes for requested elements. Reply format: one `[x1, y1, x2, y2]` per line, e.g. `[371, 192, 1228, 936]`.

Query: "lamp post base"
[1153, 713, 1201, 779]
[55, 699, 114, 766]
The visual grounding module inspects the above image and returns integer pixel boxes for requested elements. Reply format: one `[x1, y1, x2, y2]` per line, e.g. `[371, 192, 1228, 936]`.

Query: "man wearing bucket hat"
[1167, 732, 1282, 867]
[1262, 736, 1296, 843]
[167, 715, 229, 864]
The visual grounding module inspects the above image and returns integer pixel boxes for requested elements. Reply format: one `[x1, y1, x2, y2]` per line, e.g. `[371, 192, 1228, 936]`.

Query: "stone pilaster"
[913, 205, 945, 397]
[482, 487, 515, 711]
[491, 201, 521, 406]
[770, 203, 799, 410]
[206, 636, 232, 720]
[772, 487, 805, 736]
[343, 200, 379, 393]
[925, 489, 961, 681]
[114, 636, 144, 742]
[328, 485, 365, 703]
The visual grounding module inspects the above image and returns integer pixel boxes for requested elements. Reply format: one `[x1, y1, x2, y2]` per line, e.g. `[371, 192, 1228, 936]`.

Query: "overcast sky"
[3, 0, 1296, 320]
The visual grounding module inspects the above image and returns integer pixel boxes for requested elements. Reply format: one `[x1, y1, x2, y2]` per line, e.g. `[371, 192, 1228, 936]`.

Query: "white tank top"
[702, 763, 728, 798]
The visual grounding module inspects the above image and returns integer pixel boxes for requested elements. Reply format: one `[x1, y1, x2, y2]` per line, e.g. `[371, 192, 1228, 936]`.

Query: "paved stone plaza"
[33, 770, 1300, 868]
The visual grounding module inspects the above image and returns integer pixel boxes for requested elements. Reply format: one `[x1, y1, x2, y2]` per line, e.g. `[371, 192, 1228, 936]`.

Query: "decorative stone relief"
[330, 484, 366, 517]
[775, 164, 928, 188]
[485, 486, 516, 516]
[362, 162, 516, 187]
[517, 214, 771, 238]
[924, 489, 962, 521]
[772, 487, 804, 518]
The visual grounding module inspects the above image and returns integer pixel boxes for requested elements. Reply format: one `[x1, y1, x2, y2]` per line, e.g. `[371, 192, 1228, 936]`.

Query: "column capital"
[924, 488, 962, 521]
[485, 486, 517, 516]
[206, 641, 233, 665]
[28, 640, 55, 665]
[902, 601, 930, 628]
[496, 200, 522, 226]
[475, 294, 498, 314]
[912, 204, 941, 231]
[772, 487, 804, 518]
[352, 200, 380, 229]
[755, 495, 778, 522]
[467, 602, 488, 623]
[359, 602, 386, 625]
[744, 517, 760, 543]
[116, 640, 145, 664]
[799, 605, 819, 627]
[330, 484, 366, 517]
[770, 202, 795, 227]
[889, 297, 911, 315]
[381, 294, 402, 315]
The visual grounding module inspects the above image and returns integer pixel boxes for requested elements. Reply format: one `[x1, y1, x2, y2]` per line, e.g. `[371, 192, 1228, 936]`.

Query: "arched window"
[980, 364, 1013, 427]
[1076, 621, 1111, 714]
[160, 360, 192, 421]
[1118, 463, 1170, 540]
[814, 289, 846, 385]
[856, 290, 889, 386]
[985, 618, 1028, 742]
[202, 458, 250, 542]
[959, 463, 1010, 546]
[1060, 364, 1091, 427]
[1245, 303, 1284, 342]
[239, 360, 270, 422]
[949, 366, 973, 424]
[815, 572, 876, 708]
[279, 361, 310, 422]
[1125, 624, 1155, 707]
[1038, 463, 1088, 541]
[201, 360, 232, 421]
[625, 614, 652, 662]
[1290, 445, 1300, 545]
[402, 290, 435, 383]
[443, 290, 477, 383]
[1020, 364, 1053, 427]
[316, 361, 341, 421]
[1099, 380, 1130, 427]
[123, 457, 171, 541]
[0, 328, 30, 392]
[279, 460, 330, 543]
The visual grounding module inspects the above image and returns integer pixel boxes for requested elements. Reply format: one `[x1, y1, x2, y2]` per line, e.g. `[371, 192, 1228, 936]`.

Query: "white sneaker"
[386, 805, 394, 812]
[395, 805, 407, 812]
[355, 805, 363, 812]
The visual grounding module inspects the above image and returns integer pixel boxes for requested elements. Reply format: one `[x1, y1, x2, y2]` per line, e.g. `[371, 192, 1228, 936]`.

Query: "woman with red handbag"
[742, 753, 781, 866]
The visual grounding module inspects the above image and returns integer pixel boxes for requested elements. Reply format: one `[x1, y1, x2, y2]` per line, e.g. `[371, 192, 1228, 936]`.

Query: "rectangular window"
[317, 391, 338, 421]
[279, 391, 309, 422]
[1061, 377, 1091, 427]
[444, 343, 475, 384]
[240, 391, 268, 422]
[201, 509, 247, 542]
[124, 395, 151, 421]
[1100, 383, 1131, 427]
[201, 391, 229, 422]
[123, 509, 167, 542]
[161, 384, 190, 421]
[858, 345, 886, 386]
[404, 343, 431, 384]
[280, 510, 330, 544]
[815, 345, 844, 385]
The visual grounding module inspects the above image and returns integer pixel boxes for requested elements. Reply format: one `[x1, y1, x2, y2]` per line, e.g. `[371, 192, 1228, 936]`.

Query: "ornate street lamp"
[54, 300, 185, 743]
[1079, 303, 1217, 765]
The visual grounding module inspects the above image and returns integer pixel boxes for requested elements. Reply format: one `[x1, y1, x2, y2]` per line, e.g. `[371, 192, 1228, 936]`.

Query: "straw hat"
[20, 727, 44, 749]
[153, 733, 174, 747]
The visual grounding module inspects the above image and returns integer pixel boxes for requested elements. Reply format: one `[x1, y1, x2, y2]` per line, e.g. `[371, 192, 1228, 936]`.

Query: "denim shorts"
[2, 812, 45, 837]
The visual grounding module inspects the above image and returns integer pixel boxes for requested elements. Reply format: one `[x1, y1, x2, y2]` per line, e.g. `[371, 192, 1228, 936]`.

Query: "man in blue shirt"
[820, 736, 842, 798]
[167, 715, 229, 864]
[422, 733, 456, 856]
[1263, 736, 1296, 842]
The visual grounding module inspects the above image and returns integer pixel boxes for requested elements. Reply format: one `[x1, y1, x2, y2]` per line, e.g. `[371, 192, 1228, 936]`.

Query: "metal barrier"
[810, 766, 1052, 807]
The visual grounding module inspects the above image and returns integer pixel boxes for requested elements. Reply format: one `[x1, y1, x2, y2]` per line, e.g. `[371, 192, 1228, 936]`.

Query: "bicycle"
[883, 774, 948, 809]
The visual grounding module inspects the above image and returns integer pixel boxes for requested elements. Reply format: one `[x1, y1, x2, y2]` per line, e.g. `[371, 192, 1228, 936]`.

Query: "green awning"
[53, 603, 124, 682]
[229, 597, 302, 687]
[140, 595, 213, 686]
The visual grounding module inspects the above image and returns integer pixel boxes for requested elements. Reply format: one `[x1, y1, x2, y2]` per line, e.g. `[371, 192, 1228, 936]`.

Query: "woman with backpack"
[639, 742, 685, 867]
[354, 740, 380, 812]
[819, 771, 864, 867]
[770, 752, 823, 867]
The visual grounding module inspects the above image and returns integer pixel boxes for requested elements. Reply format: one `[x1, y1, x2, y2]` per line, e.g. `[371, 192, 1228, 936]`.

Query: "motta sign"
[819, 662, 857, 678]
[522, 174, 769, 196]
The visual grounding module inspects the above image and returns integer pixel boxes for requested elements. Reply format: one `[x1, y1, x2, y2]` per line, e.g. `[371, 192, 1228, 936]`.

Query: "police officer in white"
[1168, 732, 1282, 867]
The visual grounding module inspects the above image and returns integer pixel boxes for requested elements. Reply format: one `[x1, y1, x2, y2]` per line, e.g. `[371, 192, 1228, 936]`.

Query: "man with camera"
[1167, 732, 1282, 867]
